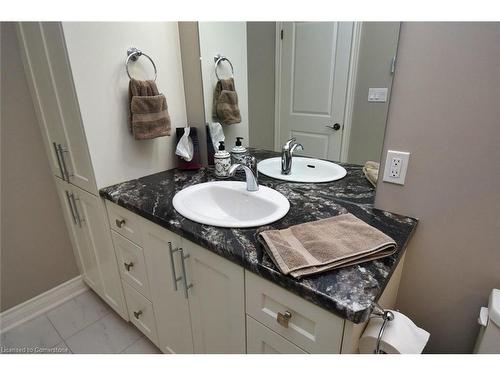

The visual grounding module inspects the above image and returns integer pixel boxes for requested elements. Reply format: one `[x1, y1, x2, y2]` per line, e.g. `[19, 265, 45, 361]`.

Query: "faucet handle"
[282, 138, 297, 150]
[244, 155, 258, 178]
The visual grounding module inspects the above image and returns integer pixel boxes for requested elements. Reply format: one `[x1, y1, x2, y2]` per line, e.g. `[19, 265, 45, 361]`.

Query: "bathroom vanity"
[100, 149, 417, 354]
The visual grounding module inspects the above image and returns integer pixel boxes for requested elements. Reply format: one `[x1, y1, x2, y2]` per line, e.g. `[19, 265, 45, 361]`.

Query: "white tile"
[46, 290, 110, 339]
[122, 336, 161, 354]
[66, 312, 141, 354]
[0, 315, 62, 353]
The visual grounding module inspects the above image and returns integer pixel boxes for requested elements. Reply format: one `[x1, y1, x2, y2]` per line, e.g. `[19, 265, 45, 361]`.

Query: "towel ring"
[214, 55, 234, 80]
[126, 47, 157, 82]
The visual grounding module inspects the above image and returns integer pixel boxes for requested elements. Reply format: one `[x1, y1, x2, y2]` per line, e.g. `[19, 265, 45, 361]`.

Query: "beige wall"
[1, 22, 79, 312]
[247, 22, 276, 151]
[347, 22, 400, 165]
[375, 22, 500, 353]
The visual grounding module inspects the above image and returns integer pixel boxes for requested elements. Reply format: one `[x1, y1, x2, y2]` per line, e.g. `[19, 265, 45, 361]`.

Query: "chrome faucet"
[281, 138, 304, 175]
[229, 156, 259, 191]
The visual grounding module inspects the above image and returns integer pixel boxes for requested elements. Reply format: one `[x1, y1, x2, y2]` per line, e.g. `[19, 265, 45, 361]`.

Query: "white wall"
[198, 22, 249, 150]
[62, 22, 187, 188]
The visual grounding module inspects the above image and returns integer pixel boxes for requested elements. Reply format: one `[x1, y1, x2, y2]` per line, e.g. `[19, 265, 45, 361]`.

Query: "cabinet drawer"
[245, 271, 344, 353]
[123, 283, 159, 346]
[112, 231, 151, 300]
[106, 201, 142, 246]
[246, 316, 306, 354]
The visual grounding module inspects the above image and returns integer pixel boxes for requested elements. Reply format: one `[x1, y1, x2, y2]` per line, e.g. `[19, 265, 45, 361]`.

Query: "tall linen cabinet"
[16, 22, 128, 319]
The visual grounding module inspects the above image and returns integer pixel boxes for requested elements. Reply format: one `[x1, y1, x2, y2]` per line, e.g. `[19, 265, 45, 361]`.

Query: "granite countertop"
[100, 149, 417, 324]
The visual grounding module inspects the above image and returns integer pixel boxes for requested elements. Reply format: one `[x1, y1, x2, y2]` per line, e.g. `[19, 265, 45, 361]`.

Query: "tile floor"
[0, 290, 161, 354]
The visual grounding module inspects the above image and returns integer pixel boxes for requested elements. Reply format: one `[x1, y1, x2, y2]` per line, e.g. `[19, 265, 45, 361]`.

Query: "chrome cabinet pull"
[65, 191, 78, 225]
[53, 142, 65, 179]
[133, 310, 143, 320]
[70, 194, 84, 227]
[115, 218, 126, 228]
[179, 248, 193, 299]
[58, 144, 73, 182]
[277, 310, 292, 328]
[168, 241, 182, 291]
[124, 262, 134, 271]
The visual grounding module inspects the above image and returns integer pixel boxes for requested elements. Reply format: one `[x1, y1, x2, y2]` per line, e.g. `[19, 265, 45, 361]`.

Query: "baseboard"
[0, 275, 88, 333]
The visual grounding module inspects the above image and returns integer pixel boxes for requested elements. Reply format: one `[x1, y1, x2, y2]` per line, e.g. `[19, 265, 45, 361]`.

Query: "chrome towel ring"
[214, 54, 234, 80]
[126, 47, 157, 82]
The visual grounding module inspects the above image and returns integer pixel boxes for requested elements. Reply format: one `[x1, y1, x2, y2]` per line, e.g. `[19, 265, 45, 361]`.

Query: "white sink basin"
[172, 181, 290, 228]
[257, 157, 347, 183]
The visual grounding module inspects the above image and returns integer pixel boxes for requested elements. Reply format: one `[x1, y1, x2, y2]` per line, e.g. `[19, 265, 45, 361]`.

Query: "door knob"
[326, 123, 341, 131]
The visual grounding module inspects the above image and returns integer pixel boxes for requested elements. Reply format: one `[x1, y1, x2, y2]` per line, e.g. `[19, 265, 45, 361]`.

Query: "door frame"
[273, 22, 362, 163]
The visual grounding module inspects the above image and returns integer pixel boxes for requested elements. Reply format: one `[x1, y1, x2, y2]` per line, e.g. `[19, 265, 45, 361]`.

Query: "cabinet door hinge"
[280, 29, 284, 40]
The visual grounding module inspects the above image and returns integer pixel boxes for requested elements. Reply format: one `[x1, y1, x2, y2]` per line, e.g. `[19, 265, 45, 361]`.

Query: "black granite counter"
[100, 149, 417, 323]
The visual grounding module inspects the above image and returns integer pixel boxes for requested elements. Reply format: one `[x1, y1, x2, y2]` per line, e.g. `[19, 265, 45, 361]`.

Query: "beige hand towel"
[258, 213, 397, 279]
[212, 78, 241, 125]
[129, 78, 171, 140]
[363, 161, 380, 187]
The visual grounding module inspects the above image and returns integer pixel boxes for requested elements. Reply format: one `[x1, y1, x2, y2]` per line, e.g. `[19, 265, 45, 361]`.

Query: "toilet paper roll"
[358, 310, 430, 354]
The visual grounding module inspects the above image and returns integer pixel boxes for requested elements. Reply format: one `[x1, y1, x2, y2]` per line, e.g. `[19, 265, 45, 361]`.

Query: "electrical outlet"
[383, 150, 410, 185]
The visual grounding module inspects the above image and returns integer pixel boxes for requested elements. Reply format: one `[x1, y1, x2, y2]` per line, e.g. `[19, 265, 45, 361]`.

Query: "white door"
[184, 239, 246, 354]
[142, 221, 194, 354]
[278, 22, 353, 161]
[71, 184, 128, 319]
[17, 22, 97, 194]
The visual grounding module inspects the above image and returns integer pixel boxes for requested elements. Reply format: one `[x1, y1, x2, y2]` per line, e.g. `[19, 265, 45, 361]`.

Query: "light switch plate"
[368, 88, 388, 102]
[383, 150, 410, 185]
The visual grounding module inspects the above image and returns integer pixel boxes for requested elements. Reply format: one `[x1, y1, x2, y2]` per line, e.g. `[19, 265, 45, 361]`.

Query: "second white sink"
[173, 181, 290, 228]
[258, 157, 347, 183]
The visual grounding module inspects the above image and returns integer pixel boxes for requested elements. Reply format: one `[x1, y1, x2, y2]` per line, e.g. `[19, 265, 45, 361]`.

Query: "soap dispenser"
[230, 137, 248, 164]
[214, 141, 231, 179]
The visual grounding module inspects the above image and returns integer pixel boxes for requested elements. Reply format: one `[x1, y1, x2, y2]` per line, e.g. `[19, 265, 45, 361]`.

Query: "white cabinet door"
[183, 239, 246, 354]
[70, 185, 127, 319]
[54, 178, 102, 293]
[17, 22, 97, 194]
[141, 220, 194, 354]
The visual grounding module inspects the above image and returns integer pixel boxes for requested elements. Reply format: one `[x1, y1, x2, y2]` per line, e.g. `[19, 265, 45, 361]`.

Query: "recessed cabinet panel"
[106, 201, 143, 246]
[54, 178, 102, 293]
[17, 22, 96, 193]
[141, 219, 194, 354]
[245, 271, 344, 353]
[184, 239, 246, 354]
[112, 231, 151, 299]
[72, 185, 127, 319]
[246, 315, 306, 354]
[123, 283, 159, 346]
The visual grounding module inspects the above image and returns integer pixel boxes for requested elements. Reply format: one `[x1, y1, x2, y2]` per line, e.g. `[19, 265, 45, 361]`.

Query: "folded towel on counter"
[258, 213, 397, 278]
[129, 78, 171, 140]
[363, 161, 380, 187]
[212, 78, 241, 125]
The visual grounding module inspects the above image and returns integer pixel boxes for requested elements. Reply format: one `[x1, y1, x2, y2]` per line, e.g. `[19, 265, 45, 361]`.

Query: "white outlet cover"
[383, 150, 410, 185]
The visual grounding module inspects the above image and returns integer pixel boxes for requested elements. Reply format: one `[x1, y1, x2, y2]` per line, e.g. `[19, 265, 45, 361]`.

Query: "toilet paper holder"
[371, 302, 395, 354]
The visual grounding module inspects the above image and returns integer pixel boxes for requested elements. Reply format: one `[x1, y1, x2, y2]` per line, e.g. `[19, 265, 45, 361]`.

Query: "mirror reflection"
[197, 21, 400, 169]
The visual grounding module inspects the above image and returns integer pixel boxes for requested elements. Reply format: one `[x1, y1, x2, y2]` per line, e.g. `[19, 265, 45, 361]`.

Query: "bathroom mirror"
[183, 22, 400, 166]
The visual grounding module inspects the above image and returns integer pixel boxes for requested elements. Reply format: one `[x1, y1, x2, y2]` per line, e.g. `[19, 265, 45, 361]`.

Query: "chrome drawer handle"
[124, 262, 134, 271]
[133, 310, 143, 320]
[277, 311, 292, 328]
[168, 242, 183, 291]
[179, 248, 193, 299]
[115, 218, 126, 228]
